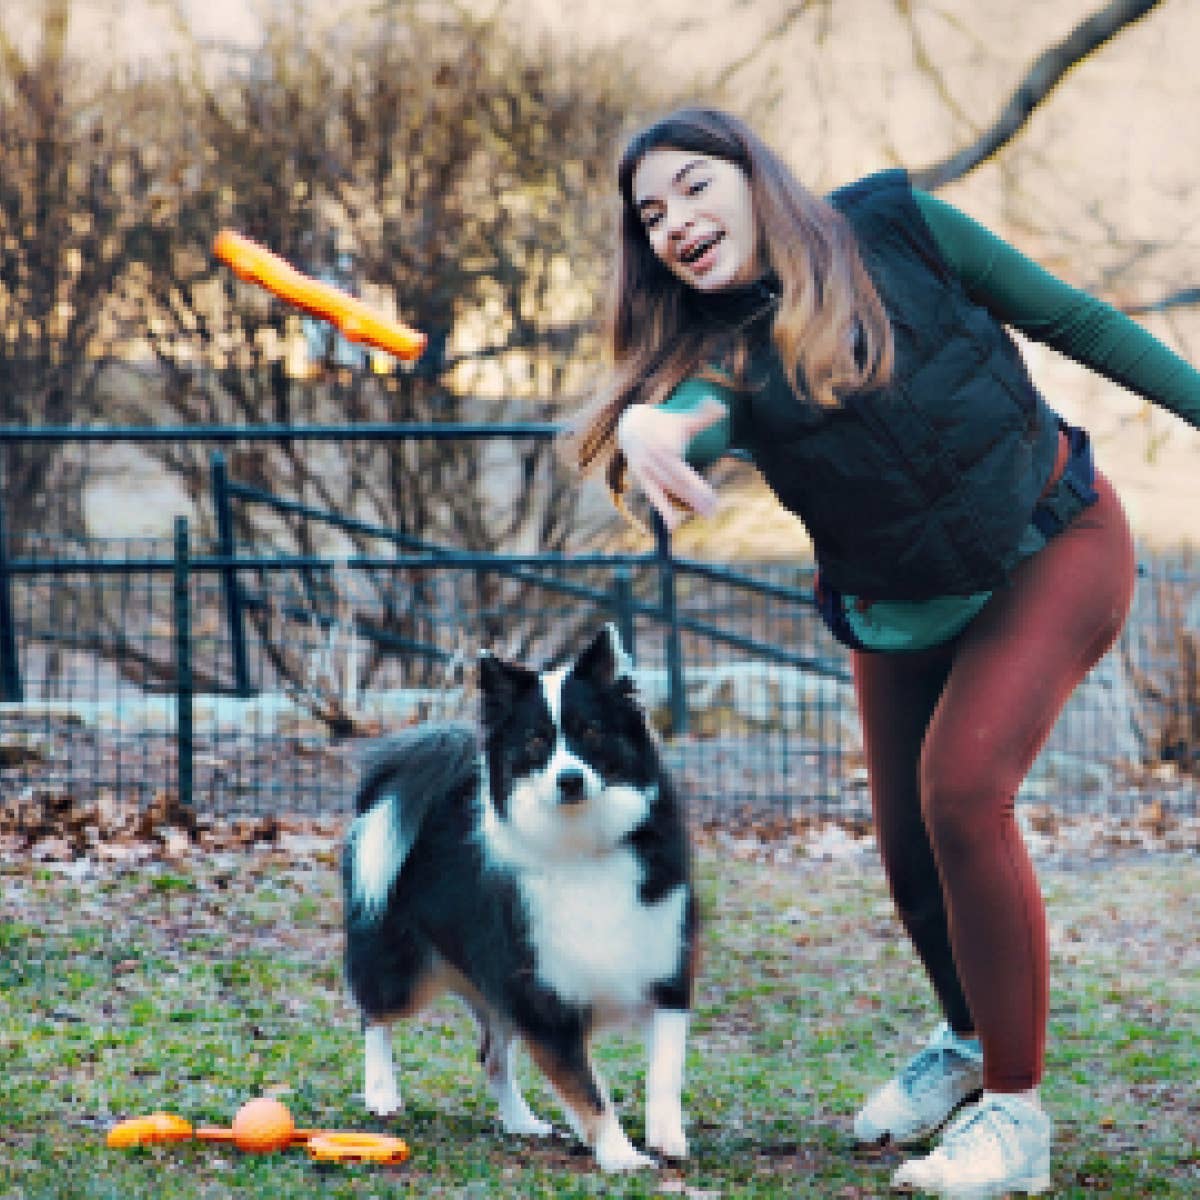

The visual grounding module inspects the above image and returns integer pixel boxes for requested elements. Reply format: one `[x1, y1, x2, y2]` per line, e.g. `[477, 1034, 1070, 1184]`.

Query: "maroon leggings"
[852, 472, 1135, 1091]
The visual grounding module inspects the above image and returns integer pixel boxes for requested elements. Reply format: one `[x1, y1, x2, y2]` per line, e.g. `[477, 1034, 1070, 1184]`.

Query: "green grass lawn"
[1, 836, 1197, 1198]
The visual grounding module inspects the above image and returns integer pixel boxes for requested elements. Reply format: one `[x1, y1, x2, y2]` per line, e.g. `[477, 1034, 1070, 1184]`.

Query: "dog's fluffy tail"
[345, 721, 479, 923]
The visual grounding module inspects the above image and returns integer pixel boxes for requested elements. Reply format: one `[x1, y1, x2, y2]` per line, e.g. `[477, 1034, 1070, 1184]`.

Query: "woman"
[564, 106, 1200, 1198]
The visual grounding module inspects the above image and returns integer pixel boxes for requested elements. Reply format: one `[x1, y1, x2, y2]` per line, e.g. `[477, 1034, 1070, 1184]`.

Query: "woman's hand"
[616, 400, 726, 531]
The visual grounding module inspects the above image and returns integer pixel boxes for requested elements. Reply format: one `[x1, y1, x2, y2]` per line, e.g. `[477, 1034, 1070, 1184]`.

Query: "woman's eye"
[642, 210, 663, 231]
[687, 178, 709, 196]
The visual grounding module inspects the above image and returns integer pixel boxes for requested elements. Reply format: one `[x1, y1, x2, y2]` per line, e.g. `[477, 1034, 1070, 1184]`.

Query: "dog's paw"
[493, 1082, 553, 1137]
[646, 1127, 688, 1161]
[646, 1105, 688, 1161]
[594, 1125, 657, 1172]
[501, 1111, 553, 1138]
[364, 1082, 403, 1117]
[596, 1143, 657, 1172]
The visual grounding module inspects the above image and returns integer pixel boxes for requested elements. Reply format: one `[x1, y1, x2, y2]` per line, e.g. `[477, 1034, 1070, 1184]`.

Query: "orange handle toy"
[213, 229, 427, 362]
[107, 1096, 409, 1165]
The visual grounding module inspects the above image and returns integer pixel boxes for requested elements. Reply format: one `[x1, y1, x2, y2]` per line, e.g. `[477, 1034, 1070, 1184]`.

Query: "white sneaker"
[854, 1023, 984, 1146]
[890, 1092, 1052, 1198]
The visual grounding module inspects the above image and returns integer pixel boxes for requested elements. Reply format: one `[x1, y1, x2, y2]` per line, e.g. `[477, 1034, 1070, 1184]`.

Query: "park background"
[5, 0, 1199, 553]
[2, 2, 1199, 1197]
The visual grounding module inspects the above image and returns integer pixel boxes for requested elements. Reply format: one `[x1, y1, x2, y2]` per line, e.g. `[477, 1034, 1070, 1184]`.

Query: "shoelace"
[899, 1042, 968, 1098]
[938, 1100, 1023, 1165]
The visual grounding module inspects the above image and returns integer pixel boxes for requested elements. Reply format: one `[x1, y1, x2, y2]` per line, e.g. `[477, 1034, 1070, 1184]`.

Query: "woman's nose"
[664, 197, 693, 239]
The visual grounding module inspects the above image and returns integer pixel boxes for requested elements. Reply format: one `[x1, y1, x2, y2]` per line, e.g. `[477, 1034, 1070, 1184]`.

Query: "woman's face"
[631, 147, 760, 292]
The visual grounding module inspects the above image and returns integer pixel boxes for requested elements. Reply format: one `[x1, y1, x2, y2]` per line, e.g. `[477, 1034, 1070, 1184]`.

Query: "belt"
[1040, 429, 1070, 499]
[1031, 421, 1098, 540]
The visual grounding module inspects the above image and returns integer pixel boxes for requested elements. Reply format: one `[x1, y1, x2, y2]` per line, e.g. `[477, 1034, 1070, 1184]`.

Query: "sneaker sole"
[890, 1165, 1050, 1198]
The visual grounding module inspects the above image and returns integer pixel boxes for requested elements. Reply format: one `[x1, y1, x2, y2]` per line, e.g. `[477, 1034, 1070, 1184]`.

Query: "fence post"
[652, 510, 688, 735]
[0, 461, 22, 702]
[210, 451, 253, 697]
[173, 516, 194, 808]
[609, 567, 637, 663]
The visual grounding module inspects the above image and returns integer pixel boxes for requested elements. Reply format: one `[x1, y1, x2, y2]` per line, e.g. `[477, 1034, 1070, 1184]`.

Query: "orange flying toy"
[106, 1096, 410, 1166]
[213, 229, 427, 362]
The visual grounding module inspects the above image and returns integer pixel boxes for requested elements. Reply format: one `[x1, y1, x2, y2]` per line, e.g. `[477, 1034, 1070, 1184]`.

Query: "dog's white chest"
[517, 851, 687, 1015]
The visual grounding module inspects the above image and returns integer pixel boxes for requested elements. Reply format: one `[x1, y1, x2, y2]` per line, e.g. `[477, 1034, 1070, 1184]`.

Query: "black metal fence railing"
[0, 532, 859, 818]
[2, 423, 1199, 823]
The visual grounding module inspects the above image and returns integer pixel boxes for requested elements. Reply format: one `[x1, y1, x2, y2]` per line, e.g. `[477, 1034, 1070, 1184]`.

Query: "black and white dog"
[342, 625, 696, 1171]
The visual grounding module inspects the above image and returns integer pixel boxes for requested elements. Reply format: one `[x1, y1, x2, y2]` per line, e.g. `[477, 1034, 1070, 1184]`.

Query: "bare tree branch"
[893, 0, 978, 134]
[910, 0, 1164, 190]
[1123, 288, 1200, 316]
[711, 2, 822, 93]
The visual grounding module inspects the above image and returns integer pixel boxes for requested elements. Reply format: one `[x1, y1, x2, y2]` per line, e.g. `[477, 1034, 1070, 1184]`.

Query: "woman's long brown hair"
[562, 106, 894, 506]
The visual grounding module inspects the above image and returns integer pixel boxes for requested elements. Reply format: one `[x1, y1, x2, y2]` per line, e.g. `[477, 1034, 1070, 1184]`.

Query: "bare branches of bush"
[1123, 566, 1200, 776]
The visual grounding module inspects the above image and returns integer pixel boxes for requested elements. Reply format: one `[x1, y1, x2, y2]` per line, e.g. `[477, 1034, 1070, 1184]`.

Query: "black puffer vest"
[733, 170, 1061, 601]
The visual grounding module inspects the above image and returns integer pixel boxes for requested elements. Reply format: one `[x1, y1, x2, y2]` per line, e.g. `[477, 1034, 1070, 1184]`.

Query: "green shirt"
[663, 188, 1200, 650]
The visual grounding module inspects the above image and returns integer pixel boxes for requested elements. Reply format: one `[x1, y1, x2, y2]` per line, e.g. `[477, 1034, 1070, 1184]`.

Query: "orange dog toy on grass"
[107, 1096, 409, 1165]
[213, 229, 427, 362]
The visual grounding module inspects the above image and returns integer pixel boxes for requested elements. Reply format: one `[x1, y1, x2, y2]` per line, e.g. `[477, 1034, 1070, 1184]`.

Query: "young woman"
[564, 106, 1200, 1198]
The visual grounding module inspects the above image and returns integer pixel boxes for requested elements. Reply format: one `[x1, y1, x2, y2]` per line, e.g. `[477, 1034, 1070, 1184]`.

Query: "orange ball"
[230, 1097, 295, 1153]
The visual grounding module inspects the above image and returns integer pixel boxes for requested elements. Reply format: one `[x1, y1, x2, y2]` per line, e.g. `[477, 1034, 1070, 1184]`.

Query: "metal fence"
[2, 425, 1199, 823]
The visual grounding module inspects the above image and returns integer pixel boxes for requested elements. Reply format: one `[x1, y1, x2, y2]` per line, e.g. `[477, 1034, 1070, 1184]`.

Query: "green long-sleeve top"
[663, 189, 1200, 650]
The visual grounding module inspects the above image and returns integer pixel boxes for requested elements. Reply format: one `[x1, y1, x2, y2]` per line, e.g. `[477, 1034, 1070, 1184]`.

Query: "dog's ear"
[478, 650, 538, 728]
[573, 623, 634, 689]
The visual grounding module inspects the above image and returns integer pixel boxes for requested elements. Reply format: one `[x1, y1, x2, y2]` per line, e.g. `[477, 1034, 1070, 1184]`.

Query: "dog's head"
[478, 624, 658, 861]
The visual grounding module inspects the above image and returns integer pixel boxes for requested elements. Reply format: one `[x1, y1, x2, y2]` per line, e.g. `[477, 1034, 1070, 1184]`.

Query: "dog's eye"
[525, 733, 550, 758]
[566, 719, 604, 747]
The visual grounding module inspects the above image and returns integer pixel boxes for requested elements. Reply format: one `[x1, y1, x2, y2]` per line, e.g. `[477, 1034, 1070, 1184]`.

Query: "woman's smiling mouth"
[678, 231, 724, 271]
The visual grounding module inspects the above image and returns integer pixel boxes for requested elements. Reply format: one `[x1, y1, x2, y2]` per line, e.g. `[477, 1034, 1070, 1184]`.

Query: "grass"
[1, 836, 1197, 1198]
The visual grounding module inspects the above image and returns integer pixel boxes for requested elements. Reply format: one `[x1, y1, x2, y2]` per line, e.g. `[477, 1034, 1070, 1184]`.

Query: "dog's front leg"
[363, 1021, 402, 1116]
[645, 1008, 689, 1159]
[525, 1037, 654, 1172]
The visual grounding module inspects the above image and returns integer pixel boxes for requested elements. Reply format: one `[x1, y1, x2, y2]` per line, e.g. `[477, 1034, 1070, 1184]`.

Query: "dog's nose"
[556, 769, 587, 806]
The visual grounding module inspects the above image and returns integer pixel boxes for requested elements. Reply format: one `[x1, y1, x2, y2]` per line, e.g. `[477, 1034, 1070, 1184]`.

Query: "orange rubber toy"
[213, 229, 427, 362]
[227, 1096, 296, 1153]
[107, 1096, 409, 1165]
[105, 1112, 193, 1149]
